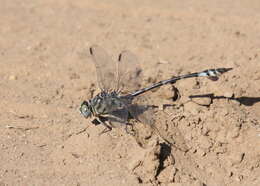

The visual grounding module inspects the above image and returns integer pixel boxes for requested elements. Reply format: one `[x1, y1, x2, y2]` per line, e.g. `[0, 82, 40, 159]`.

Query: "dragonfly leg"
[91, 118, 101, 125]
[97, 116, 113, 135]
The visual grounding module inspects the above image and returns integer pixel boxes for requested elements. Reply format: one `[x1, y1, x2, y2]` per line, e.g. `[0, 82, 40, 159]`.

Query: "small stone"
[227, 127, 240, 139]
[235, 174, 243, 182]
[157, 165, 176, 183]
[158, 104, 164, 110]
[224, 92, 234, 98]
[201, 127, 210, 136]
[191, 97, 212, 106]
[128, 158, 143, 172]
[196, 148, 207, 156]
[9, 75, 17, 80]
[193, 180, 205, 186]
[214, 145, 227, 154]
[157, 85, 177, 100]
[158, 59, 169, 64]
[229, 152, 245, 166]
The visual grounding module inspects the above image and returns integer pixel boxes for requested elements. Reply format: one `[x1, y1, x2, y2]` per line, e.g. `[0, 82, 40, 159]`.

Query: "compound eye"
[81, 104, 88, 112]
[80, 101, 92, 118]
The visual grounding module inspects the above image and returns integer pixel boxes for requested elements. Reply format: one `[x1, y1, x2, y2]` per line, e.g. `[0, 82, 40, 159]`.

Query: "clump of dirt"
[125, 75, 259, 185]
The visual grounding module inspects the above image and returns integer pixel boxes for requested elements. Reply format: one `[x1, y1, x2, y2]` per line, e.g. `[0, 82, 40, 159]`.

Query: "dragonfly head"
[79, 101, 92, 118]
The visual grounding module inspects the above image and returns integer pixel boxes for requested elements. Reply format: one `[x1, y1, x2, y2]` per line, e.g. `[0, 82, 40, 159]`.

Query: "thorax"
[90, 91, 124, 116]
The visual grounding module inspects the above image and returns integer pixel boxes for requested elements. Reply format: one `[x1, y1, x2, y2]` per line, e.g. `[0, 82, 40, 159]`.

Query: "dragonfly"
[79, 45, 232, 135]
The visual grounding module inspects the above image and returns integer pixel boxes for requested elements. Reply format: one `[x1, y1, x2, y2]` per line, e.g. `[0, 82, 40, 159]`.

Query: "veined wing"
[89, 45, 117, 92]
[126, 95, 189, 151]
[117, 50, 143, 94]
[124, 95, 159, 147]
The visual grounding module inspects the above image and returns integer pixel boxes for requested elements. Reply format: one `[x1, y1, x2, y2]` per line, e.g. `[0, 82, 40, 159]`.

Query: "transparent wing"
[89, 45, 117, 92]
[124, 95, 157, 147]
[127, 95, 155, 126]
[127, 95, 189, 151]
[117, 50, 143, 94]
[153, 109, 189, 152]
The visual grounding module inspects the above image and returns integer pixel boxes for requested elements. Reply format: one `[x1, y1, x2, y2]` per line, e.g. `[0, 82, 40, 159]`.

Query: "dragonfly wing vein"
[89, 45, 118, 92]
[117, 50, 143, 93]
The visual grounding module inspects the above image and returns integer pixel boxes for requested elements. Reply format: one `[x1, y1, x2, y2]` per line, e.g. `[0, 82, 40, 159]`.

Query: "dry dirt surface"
[0, 0, 260, 185]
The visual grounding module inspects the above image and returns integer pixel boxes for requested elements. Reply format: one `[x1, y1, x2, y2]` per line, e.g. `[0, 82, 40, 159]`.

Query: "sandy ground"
[0, 0, 260, 185]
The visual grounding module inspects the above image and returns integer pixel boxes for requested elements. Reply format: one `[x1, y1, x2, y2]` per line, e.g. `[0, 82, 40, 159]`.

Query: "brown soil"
[0, 0, 259, 185]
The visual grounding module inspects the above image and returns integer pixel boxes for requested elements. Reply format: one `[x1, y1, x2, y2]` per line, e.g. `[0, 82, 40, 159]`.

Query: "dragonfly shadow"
[189, 93, 260, 106]
[156, 142, 173, 177]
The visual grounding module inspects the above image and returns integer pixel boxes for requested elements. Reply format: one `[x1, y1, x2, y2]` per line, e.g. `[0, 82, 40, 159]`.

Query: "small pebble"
[191, 97, 212, 106]
[229, 152, 245, 166]
[227, 127, 240, 139]
[224, 92, 234, 98]
[235, 174, 243, 182]
[9, 75, 17, 80]
[157, 165, 176, 183]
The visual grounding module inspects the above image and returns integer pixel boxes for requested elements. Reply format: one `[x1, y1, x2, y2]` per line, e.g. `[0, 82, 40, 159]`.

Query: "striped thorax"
[80, 91, 125, 118]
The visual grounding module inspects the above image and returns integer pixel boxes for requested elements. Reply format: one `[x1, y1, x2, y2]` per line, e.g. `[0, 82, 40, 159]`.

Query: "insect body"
[80, 45, 232, 133]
